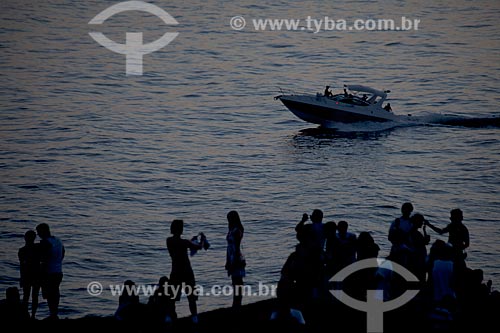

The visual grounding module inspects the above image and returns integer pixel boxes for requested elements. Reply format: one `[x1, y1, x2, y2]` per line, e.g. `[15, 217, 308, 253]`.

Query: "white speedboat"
[275, 84, 412, 127]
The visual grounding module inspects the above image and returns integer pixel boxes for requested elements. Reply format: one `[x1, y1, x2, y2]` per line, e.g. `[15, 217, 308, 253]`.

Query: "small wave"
[385, 42, 403, 46]
[18, 185, 40, 189]
[267, 44, 293, 49]
[458, 24, 492, 29]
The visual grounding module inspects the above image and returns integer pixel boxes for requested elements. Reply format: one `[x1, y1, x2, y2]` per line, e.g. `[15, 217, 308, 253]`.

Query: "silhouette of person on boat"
[324, 86, 333, 97]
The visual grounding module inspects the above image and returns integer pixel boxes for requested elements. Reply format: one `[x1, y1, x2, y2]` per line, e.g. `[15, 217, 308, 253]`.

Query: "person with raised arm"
[425, 209, 469, 269]
[166, 219, 205, 325]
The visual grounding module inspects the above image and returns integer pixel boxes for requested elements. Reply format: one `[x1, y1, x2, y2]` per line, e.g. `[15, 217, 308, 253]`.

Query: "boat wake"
[321, 114, 500, 132]
[416, 114, 500, 128]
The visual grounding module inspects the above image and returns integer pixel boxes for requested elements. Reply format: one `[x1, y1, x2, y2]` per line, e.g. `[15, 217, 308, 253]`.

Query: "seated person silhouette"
[0, 287, 29, 323]
[324, 86, 333, 97]
[115, 280, 143, 322]
[362, 94, 368, 101]
[384, 103, 392, 112]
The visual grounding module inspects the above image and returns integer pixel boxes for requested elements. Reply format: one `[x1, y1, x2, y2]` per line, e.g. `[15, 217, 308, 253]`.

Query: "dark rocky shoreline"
[15, 293, 500, 333]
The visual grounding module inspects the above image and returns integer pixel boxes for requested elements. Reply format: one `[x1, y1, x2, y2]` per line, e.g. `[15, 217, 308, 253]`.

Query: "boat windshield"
[331, 94, 370, 106]
[345, 85, 386, 97]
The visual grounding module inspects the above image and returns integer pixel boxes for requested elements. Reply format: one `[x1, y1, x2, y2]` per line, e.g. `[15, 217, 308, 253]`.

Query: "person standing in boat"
[324, 85, 333, 97]
[225, 210, 246, 308]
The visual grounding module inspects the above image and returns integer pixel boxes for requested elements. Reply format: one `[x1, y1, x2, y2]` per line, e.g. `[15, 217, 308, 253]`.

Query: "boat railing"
[276, 87, 320, 96]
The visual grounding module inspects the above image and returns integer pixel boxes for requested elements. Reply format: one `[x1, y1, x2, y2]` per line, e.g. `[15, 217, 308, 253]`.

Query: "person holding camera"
[166, 219, 205, 324]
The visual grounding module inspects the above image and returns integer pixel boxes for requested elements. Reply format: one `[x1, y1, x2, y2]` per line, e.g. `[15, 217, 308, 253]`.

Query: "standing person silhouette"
[388, 202, 414, 267]
[18, 230, 41, 319]
[425, 209, 469, 268]
[36, 223, 64, 320]
[225, 211, 246, 308]
[408, 213, 431, 283]
[166, 219, 205, 324]
[336, 221, 357, 270]
[324, 85, 333, 97]
[294, 210, 326, 300]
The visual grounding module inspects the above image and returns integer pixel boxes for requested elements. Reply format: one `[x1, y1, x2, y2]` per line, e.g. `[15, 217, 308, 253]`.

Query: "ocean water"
[1, 0, 499, 319]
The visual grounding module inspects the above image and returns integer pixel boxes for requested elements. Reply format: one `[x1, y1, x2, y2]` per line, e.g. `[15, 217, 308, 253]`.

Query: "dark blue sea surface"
[1, 0, 499, 319]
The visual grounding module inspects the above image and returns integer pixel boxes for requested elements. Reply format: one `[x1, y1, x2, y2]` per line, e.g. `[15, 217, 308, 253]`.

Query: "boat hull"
[279, 95, 398, 126]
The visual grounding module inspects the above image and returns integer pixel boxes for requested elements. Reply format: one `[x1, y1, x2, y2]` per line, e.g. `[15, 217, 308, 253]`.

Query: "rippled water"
[1, 0, 499, 319]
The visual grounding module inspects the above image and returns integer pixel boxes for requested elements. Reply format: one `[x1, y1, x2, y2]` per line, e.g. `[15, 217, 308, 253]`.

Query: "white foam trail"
[323, 117, 422, 132]
[322, 113, 499, 132]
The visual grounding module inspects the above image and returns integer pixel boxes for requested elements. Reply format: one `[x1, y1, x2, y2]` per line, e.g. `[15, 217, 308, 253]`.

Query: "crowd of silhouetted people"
[270, 203, 500, 331]
[3, 205, 499, 331]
